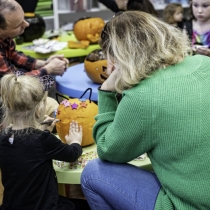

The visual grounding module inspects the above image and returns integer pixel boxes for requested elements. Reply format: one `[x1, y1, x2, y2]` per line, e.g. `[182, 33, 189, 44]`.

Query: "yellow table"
[15, 34, 101, 59]
[54, 143, 152, 185]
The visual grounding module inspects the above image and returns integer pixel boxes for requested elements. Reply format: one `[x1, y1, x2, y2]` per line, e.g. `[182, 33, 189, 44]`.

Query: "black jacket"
[99, 0, 121, 12]
[0, 129, 82, 210]
[183, 19, 193, 41]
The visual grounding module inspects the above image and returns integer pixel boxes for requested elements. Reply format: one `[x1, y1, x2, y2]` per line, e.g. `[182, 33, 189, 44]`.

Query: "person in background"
[163, 3, 184, 29]
[0, 0, 68, 78]
[127, 0, 158, 15]
[81, 11, 210, 210]
[0, 0, 69, 117]
[98, 0, 158, 16]
[0, 72, 90, 210]
[98, 0, 127, 13]
[184, 0, 210, 56]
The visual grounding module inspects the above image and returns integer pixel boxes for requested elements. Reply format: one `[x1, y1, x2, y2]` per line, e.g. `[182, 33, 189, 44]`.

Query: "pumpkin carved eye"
[102, 66, 107, 72]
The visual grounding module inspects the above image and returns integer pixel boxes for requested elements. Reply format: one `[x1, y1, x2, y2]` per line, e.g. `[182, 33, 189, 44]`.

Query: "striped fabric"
[0, 38, 47, 77]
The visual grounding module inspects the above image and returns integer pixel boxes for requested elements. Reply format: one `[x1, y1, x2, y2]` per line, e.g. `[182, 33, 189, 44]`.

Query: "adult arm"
[34, 54, 69, 70]
[34, 57, 67, 76]
[11, 52, 67, 76]
[93, 89, 155, 163]
[33, 59, 45, 69]
[0, 38, 67, 77]
[0, 49, 47, 76]
[41, 131, 82, 162]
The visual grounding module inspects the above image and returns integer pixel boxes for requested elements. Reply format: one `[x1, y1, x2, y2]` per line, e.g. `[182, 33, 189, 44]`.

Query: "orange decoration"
[68, 40, 90, 49]
[73, 17, 105, 43]
[56, 98, 98, 147]
[84, 49, 108, 84]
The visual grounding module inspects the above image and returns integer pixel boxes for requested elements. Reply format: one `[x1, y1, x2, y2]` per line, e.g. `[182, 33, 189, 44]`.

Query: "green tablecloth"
[54, 143, 152, 184]
[16, 34, 101, 59]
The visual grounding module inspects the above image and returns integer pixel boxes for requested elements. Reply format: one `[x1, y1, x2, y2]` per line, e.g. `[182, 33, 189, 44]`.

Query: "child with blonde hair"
[163, 3, 184, 28]
[0, 72, 89, 210]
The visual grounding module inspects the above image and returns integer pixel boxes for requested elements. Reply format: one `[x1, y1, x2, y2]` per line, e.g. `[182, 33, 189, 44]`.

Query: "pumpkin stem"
[56, 93, 69, 104]
[79, 88, 92, 103]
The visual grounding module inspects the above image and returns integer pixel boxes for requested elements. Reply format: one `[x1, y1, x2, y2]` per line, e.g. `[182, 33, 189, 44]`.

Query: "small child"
[0, 72, 86, 210]
[183, 0, 210, 56]
[163, 3, 184, 28]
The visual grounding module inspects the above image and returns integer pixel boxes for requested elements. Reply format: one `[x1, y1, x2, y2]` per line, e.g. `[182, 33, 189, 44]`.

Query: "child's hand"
[41, 115, 59, 132]
[65, 121, 82, 145]
[195, 46, 210, 56]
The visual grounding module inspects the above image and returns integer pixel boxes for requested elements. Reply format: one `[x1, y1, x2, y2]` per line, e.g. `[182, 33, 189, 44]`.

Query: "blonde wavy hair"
[99, 11, 192, 93]
[0, 74, 47, 132]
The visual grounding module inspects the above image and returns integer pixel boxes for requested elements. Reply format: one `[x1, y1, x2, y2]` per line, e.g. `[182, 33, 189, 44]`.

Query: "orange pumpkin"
[73, 17, 105, 43]
[55, 97, 98, 147]
[84, 49, 108, 84]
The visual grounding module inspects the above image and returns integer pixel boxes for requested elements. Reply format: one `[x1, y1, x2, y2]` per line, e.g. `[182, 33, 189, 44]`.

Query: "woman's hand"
[65, 121, 82, 145]
[106, 61, 115, 76]
[101, 61, 118, 92]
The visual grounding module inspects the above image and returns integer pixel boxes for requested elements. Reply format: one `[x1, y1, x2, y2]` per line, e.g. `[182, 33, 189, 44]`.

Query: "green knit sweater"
[93, 55, 210, 210]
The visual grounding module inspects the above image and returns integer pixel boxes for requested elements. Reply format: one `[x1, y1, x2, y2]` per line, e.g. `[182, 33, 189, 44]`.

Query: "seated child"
[183, 0, 210, 56]
[0, 72, 88, 210]
[163, 3, 184, 29]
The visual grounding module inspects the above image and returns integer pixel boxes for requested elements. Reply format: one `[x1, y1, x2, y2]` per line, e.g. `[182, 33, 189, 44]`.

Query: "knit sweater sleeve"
[93, 89, 155, 163]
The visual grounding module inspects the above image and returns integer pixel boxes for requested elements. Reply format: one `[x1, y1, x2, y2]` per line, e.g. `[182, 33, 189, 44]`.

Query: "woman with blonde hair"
[81, 11, 210, 210]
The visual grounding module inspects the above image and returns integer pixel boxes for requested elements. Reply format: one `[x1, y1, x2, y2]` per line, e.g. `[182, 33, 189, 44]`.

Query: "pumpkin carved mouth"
[100, 65, 108, 81]
[100, 74, 108, 81]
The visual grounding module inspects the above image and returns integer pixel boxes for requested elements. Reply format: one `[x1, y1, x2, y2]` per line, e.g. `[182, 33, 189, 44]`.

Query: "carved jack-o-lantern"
[55, 95, 98, 147]
[84, 49, 108, 84]
[73, 17, 105, 43]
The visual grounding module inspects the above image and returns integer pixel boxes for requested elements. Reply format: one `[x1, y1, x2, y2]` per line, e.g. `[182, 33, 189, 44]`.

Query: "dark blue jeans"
[81, 159, 161, 210]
